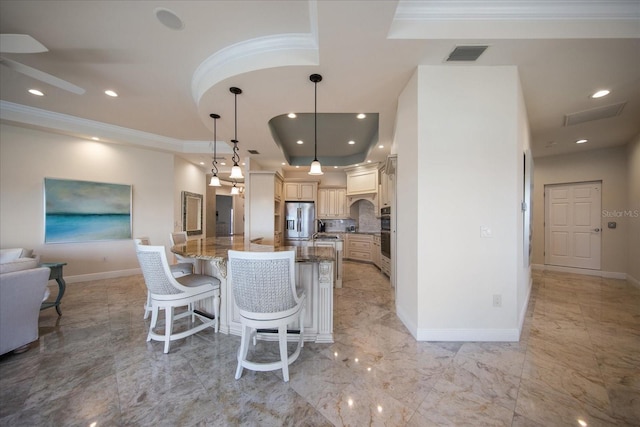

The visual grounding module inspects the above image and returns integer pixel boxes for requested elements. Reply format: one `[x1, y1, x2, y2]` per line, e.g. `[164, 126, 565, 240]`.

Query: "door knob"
[593, 228, 600, 232]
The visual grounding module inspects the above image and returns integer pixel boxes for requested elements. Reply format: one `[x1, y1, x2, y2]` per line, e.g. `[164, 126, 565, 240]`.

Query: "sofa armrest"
[0, 266, 51, 355]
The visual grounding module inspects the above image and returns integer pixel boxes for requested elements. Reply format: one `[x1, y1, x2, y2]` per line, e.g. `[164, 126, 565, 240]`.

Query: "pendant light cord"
[314, 80, 318, 161]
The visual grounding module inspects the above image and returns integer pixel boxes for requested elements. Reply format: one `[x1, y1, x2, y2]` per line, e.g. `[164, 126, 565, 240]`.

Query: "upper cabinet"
[345, 164, 379, 196]
[284, 181, 317, 201]
[379, 166, 391, 207]
[317, 188, 348, 219]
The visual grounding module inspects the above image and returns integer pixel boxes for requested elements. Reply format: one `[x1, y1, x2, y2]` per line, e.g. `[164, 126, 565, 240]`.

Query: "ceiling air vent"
[247, 149, 260, 155]
[446, 45, 488, 62]
[564, 102, 626, 126]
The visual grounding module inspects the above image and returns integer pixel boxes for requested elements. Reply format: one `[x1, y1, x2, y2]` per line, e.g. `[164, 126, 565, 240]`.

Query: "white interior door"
[545, 181, 601, 270]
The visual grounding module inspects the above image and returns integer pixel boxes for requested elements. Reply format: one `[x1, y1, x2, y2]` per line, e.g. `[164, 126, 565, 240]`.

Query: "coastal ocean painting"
[44, 178, 132, 243]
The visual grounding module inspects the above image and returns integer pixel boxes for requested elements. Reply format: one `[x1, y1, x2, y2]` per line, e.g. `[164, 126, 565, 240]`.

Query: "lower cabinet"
[372, 235, 381, 268]
[380, 255, 390, 277]
[345, 234, 372, 263]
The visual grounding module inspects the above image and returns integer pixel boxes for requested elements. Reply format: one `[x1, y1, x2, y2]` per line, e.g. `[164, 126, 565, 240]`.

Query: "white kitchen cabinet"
[380, 255, 390, 277]
[379, 166, 391, 208]
[284, 182, 317, 201]
[317, 187, 347, 219]
[345, 233, 372, 262]
[345, 164, 378, 196]
[372, 234, 381, 268]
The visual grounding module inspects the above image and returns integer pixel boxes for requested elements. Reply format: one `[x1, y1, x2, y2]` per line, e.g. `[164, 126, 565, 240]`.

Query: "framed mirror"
[182, 191, 203, 236]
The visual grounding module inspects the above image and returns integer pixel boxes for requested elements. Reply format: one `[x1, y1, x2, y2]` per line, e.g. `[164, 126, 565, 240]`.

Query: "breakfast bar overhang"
[171, 236, 334, 343]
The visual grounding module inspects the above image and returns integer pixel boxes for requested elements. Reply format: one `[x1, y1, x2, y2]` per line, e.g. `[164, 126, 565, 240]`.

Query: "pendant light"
[231, 179, 240, 195]
[308, 73, 323, 175]
[208, 113, 221, 187]
[229, 87, 244, 179]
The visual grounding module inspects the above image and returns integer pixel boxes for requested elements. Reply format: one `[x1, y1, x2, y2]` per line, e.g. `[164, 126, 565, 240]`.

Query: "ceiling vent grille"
[564, 102, 626, 126]
[247, 149, 260, 154]
[446, 45, 488, 62]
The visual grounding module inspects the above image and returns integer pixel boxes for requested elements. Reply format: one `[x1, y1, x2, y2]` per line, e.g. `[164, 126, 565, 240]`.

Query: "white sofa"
[0, 248, 50, 355]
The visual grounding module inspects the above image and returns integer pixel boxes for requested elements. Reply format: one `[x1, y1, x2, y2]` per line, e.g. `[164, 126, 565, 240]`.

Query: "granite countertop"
[171, 236, 335, 263]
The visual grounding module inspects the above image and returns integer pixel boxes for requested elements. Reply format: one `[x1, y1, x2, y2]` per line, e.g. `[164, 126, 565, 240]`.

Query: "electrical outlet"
[492, 294, 502, 307]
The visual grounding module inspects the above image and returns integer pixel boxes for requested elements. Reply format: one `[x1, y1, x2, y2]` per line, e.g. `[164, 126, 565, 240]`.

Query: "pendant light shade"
[229, 87, 244, 180]
[231, 180, 240, 195]
[208, 113, 222, 187]
[308, 74, 323, 175]
[309, 160, 322, 175]
[230, 164, 243, 179]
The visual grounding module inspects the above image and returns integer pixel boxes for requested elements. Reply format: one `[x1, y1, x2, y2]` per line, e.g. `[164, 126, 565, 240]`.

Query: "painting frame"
[44, 178, 132, 243]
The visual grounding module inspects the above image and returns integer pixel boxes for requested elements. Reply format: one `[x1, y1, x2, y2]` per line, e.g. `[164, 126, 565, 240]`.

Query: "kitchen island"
[171, 236, 334, 343]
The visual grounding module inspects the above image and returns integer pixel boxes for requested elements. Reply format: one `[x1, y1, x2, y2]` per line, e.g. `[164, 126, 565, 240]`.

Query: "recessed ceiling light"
[199, 161, 205, 165]
[105, 90, 118, 97]
[334, 166, 338, 169]
[297, 140, 304, 145]
[591, 90, 610, 99]
[220, 162, 226, 166]
[348, 140, 355, 145]
[296, 165, 300, 168]
[354, 164, 359, 167]
[378, 145, 384, 149]
[281, 162, 286, 165]
[367, 160, 372, 163]
[91, 137, 100, 141]
[357, 113, 366, 119]
[28, 89, 44, 96]
[576, 139, 588, 144]
[288, 113, 297, 118]
[155, 8, 185, 30]
[242, 162, 245, 166]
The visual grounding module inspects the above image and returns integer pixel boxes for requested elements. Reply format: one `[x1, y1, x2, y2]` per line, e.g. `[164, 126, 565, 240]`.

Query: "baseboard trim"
[395, 303, 418, 340]
[64, 268, 141, 284]
[416, 328, 520, 342]
[628, 274, 640, 289]
[532, 264, 626, 279]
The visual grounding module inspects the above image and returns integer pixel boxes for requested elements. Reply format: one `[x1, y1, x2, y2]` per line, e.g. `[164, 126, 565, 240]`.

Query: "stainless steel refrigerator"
[284, 202, 315, 242]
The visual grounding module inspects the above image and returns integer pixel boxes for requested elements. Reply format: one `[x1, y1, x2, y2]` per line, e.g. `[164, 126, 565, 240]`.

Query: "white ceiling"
[1, 1, 639, 175]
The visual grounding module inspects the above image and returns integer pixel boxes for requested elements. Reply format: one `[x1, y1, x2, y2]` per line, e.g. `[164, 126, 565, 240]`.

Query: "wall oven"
[380, 206, 390, 258]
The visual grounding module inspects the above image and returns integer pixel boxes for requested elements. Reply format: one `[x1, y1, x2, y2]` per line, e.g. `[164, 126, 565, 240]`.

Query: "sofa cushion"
[20, 249, 34, 258]
[0, 248, 23, 264]
[0, 258, 39, 274]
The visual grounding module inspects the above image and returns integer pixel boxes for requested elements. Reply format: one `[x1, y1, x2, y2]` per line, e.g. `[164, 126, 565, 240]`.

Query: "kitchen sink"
[313, 234, 339, 240]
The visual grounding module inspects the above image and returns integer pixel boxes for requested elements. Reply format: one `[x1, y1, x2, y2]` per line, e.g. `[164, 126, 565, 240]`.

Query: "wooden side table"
[40, 262, 67, 316]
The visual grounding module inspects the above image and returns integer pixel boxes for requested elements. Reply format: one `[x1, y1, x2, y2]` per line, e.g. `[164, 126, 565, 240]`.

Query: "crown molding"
[0, 100, 228, 155]
[394, 1, 640, 21]
[390, 1, 640, 39]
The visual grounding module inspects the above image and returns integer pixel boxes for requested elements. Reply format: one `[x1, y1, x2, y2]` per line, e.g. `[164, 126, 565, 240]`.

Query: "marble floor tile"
[1, 265, 639, 426]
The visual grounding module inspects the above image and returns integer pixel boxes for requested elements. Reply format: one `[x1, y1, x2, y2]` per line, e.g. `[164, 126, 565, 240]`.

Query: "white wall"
[532, 146, 629, 275]
[0, 123, 192, 281]
[395, 70, 419, 336]
[396, 66, 528, 341]
[626, 135, 640, 285]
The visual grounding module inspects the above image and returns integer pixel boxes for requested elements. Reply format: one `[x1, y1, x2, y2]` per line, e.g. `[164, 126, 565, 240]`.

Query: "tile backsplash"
[320, 200, 380, 233]
[354, 200, 380, 232]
